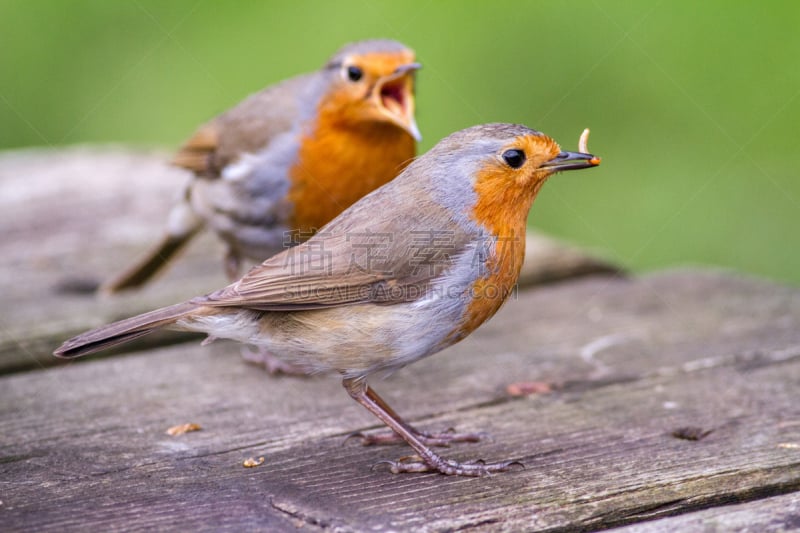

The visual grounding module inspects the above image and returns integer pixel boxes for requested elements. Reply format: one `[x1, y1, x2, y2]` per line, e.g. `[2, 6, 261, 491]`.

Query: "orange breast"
[451, 166, 548, 342]
[287, 111, 414, 234]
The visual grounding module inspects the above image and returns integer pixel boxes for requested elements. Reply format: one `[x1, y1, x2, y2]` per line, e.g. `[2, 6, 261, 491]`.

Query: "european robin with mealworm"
[103, 39, 420, 293]
[56, 123, 601, 476]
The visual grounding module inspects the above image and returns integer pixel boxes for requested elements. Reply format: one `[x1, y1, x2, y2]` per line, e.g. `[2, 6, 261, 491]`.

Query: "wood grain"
[2, 270, 799, 531]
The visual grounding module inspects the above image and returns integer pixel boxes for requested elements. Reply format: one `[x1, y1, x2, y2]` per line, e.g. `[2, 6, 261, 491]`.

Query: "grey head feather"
[324, 39, 413, 69]
[399, 123, 545, 218]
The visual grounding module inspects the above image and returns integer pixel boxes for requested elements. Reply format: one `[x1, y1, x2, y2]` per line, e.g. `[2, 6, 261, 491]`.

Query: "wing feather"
[197, 184, 476, 311]
[172, 74, 315, 176]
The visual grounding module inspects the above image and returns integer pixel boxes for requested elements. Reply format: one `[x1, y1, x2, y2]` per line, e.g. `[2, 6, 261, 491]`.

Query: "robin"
[102, 39, 421, 293]
[56, 123, 601, 476]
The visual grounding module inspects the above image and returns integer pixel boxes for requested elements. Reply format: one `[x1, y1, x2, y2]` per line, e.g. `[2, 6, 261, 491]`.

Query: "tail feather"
[54, 301, 201, 358]
[101, 232, 197, 293]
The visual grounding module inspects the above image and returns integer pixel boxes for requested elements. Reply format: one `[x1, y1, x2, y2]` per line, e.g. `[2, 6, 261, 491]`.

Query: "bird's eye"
[502, 149, 526, 169]
[346, 65, 363, 82]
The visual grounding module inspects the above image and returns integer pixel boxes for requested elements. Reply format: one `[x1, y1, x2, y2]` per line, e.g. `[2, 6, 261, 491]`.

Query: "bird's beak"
[373, 62, 422, 141]
[541, 151, 601, 172]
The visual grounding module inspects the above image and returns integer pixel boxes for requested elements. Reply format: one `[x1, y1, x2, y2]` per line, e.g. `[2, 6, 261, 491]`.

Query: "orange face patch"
[320, 50, 418, 131]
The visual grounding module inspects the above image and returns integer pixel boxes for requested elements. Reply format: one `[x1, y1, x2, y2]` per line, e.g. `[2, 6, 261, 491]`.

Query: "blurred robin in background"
[57, 123, 601, 476]
[103, 39, 420, 292]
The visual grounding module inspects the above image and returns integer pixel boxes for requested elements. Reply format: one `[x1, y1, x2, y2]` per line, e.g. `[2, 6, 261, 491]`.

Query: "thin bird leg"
[223, 247, 242, 281]
[343, 377, 522, 476]
[240, 345, 310, 376]
[344, 385, 483, 447]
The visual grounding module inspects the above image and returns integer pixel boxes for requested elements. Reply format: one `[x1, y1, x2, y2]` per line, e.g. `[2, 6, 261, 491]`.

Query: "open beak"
[373, 62, 422, 141]
[541, 151, 601, 172]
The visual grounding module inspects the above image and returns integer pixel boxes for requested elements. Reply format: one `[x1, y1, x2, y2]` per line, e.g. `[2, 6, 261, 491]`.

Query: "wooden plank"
[0, 147, 228, 374]
[609, 492, 800, 532]
[1, 271, 799, 531]
[0, 147, 620, 374]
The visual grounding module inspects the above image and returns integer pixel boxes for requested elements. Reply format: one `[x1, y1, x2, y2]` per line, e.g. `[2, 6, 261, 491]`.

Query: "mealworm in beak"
[579, 128, 590, 154]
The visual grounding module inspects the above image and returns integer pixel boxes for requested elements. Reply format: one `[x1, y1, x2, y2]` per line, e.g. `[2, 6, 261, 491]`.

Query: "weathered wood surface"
[0, 147, 620, 374]
[610, 492, 800, 532]
[2, 270, 800, 531]
[3, 147, 798, 531]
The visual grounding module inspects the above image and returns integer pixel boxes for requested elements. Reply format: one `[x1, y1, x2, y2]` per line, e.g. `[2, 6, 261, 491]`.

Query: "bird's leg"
[342, 377, 522, 476]
[240, 345, 310, 377]
[344, 386, 484, 447]
[223, 248, 242, 281]
[228, 248, 310, 377]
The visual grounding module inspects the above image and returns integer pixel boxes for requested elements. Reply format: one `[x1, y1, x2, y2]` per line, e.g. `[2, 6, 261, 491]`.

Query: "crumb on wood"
[506, 381, 554, 397]
[166, 423, 202, 436]
[243, 456, 265, 468]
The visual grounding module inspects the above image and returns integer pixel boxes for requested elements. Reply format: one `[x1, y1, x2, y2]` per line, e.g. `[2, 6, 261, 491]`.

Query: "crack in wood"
[268, 498, 336, 531]
[0, 454, 41, 464]
[453, 517, 502, 530]
[564, 471, 800, 532]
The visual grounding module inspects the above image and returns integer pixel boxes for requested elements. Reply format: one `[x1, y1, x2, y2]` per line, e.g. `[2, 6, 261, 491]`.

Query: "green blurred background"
[1, 1, 798, 284]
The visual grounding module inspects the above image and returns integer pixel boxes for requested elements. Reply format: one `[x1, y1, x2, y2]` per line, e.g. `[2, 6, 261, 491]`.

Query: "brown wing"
[172, 124, 219, 174]
[171, 73, 315, 176]
[197, 183, 477, 311]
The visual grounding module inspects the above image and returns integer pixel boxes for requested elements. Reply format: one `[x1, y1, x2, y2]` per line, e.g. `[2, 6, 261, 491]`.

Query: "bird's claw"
[372, 455, 525, 476]
[344, 427, 486, 447]
[342, 431, 370, 446]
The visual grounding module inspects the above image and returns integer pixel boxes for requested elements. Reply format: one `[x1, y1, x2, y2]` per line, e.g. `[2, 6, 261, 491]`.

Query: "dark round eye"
[346, 65, 363, 82]
[502, 149, 526, 169]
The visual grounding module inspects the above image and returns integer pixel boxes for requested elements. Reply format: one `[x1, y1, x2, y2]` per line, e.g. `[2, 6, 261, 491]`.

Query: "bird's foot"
[346, 427, 485, 447]
[372, 455, 524, 476]
[240, 346, 309, 377]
